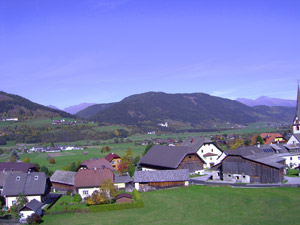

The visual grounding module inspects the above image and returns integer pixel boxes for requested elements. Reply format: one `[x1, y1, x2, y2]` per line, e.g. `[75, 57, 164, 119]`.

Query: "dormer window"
[16, 176, 20, 181]
[34, 175, 38, 180]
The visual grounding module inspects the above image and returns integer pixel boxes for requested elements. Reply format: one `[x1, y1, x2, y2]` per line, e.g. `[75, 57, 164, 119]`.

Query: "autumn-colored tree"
[118, 161, 128, 173]
[49, 158, 55, 164]
[230, 138, 244, 150]
[101, 178, 118, 204]
[86, 190, 106, 205]
[113, 130, 119, 136]
[250, 135, 258, 145]
[23, 157, 30, 163]
[101, 146, 111, 153]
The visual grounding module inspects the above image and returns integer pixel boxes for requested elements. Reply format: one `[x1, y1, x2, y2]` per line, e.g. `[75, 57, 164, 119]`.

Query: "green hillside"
[79, 92, 294, 126]
[76, 103, 115, 119]
[0, 91, 74, 119]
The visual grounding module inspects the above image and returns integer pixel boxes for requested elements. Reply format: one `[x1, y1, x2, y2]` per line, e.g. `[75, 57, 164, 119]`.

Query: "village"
[0, 86, 300, 224]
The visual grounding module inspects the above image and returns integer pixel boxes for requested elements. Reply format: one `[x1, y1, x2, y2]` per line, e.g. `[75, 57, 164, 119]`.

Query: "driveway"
[284, 176, 300, 185]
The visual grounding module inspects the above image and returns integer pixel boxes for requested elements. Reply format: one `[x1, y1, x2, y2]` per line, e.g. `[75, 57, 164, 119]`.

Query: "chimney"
[191, 138, 194, 143]
[257, 142, 261, 148]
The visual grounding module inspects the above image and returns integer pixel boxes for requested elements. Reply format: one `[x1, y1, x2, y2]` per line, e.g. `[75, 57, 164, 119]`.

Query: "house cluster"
[28, 145, 83, 153]
[1, 117, 18, 122]
[51, 119, 88, 125]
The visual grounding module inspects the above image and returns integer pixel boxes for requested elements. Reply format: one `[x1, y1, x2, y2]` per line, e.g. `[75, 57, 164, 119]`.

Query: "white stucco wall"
[197, 143, 224, 168]
[115, 183, 125, 189]
[142, 167, 157, 171]
[287, 135, 300, 145]
[135, 183, 140, 191]
[6, 195, 41, 208]
[283, 155, 300, 169]
[19, 208, 42, 220]
[78, 187, 100, 199]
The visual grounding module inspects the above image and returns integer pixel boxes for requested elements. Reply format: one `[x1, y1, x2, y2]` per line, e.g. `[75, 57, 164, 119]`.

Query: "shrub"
[23, 157, 30, 163]
[73, 194, 82, 203]
[132, 189, 142, 202]
[89, 201, 144, 213]
[49, 158, 55, 164]
[27, 213, 42, 224]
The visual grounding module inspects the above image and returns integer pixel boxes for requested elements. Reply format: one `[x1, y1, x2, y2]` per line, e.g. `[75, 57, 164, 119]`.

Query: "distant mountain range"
[63, 103, 96, 114]
[0, 91, 74, 118]
[77, 92, 295, 126]
[236, 96, 296, 107]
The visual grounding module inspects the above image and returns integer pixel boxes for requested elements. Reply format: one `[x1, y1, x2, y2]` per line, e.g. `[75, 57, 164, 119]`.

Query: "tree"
[10, 194, 28, 219]
[9, 155, 17, 162]
[49, 158, 55, 164]
[144, 144, 153, 155]
[230, 138, 244, 150]
[100, 178, 118, 204]
[72, 194, 82, 203]
[86, 190, 106, 205]
[250, 135, 258, 145]
[101, 146, 111, 153]
[256, 135, 264, 145]
[23, 157, 30, 163]
[244, 140, 250, 146]
[113, 130, 119, 136]
[117, 161, 128, 173]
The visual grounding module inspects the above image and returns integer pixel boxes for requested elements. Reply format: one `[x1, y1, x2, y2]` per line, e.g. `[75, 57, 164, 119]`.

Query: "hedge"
[89, 201, 144, 213]
[132, 189, 142, 202]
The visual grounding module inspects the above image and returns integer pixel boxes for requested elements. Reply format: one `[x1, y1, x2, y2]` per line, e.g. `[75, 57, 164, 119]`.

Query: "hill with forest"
[0, 91, 75, 119]
[77, 92, 295, 126]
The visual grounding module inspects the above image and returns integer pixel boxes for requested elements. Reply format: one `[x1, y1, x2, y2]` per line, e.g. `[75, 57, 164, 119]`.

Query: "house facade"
[181, 137, 226, 168]
[105, 153, 121, 171]
[140, 145, 204, 174]
[2, 172, 51, 208]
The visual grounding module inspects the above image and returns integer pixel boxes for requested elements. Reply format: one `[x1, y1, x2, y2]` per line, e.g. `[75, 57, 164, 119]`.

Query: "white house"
[19, 199, 44, 222]
[181, 137, 226, 169]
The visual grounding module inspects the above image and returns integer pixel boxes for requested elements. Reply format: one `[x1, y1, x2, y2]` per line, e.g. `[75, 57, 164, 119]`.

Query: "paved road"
[284, 176, 300, 185]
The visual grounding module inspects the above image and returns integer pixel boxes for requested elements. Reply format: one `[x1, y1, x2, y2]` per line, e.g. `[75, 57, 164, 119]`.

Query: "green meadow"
[42, 185, 300, 225]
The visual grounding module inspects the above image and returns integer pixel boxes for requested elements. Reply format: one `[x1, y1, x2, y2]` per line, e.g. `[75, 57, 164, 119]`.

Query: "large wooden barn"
[139, 145, 204, 174]
[50, 170, 76, 192]
[133, 169, 189, 191]
[212, 146, 285, 184]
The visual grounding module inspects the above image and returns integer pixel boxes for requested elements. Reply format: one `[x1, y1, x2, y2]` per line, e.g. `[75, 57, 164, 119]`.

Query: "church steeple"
[292, 82, 300, 134]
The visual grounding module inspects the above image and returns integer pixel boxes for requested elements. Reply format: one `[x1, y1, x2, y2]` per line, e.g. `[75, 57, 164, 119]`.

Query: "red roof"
[115, 193, 132, 200]
[260, 133, 284, 145]
[74, 168, 113, 188]
[80, 158, 114, 171]
[203, 153, 218, 157]
[105, 153, 121, 162]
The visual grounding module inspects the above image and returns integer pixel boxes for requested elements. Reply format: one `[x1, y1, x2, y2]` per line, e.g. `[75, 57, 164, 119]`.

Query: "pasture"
[42, 185, 300, 225]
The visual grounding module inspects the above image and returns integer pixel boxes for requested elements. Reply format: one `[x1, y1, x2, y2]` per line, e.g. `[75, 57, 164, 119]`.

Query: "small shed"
[116, 193, 133, 204]
[19, 199, 44, 221]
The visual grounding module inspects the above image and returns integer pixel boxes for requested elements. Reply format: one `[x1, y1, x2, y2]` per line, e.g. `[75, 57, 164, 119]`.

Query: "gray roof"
[0, 162, 37, 173]
[20, 199, 44, 212]
[292, 134, 300, 142]
[269, 144, 289, 153]
[245, 153, 285, 169]
[140, 145, 194, 169]
[114, 173, 132, 184]
[181, 137, 212, 152]
[225, 146, 265, 157]
[2, 172, 49, 196]
[50, 170, 76, 186]
[0, 172, 9, 187]
[133, 169, 189, 183]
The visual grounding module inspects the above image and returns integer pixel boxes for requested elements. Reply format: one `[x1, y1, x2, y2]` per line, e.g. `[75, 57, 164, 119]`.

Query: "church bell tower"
[292, 83, 300, 134]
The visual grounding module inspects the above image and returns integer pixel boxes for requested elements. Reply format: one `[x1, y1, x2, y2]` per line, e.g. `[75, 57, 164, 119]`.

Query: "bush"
[49, 158, 55, 164]
[132, 189, 142, 202]
[23, 157, 30, 163]
[89, 201, 144, 213]
[27, 213, 42, 224]
[73, 194, 82, 203]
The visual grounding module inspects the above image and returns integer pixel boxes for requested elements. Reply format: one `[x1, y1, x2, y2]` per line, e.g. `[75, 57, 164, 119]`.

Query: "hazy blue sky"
[0, 0, 300, 108]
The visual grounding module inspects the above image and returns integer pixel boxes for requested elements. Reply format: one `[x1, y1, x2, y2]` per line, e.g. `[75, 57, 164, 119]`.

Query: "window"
[16, 176, 20, 181]
[290, 157, 293, 160]
[236, 176, 239, 180]
[83, 190, 89, 195]
[211, 149, 213, 152]
[12, 200, 16, 205]
[201, 150, 203, 153]
[34, 176, 38, 180]
[228, 175, 231, 177]
[243, 176, 246, 179]
[188, 156, 192, 159]
[297, 126, 300, 131]
[210, 157, 212, 160]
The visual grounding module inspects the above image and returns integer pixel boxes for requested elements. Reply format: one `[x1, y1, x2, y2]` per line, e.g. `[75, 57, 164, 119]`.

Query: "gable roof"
[133, 169, 189, 183]
[2, 172, 50, 196]
[114, 173, 132, 184]
[139, 145, 194, 169]
[0, 162, 37, 173]
[79, 158, 114, 171]
[181, 137, 212, 152]
[50, 170, 76, 186]
[74, 168, 113, 188]
[20, 199, 44, 212]
[0, 172, 9, 187]
[105, 153, 121, 162]
[260, 133, 284, 144]
[292, 134, 300, 142]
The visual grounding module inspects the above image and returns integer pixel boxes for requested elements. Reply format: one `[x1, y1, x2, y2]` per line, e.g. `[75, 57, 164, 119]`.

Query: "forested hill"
[0, 91, 75, 118]
[76, 103, 115, 119]
[78, 92, 294, 126]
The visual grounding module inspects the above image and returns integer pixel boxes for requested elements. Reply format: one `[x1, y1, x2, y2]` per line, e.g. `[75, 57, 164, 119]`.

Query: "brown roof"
[105, 153, 121, 162]
[260, 133, 284, 145]
[79, 158, 114, 171]
[0, 162, 37, 173]
[74, 168, 113, 188]
[116, 193, 132, 200]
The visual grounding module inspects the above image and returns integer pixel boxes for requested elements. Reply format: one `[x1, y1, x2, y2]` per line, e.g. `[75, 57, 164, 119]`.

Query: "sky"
[0, 0, 300, 109]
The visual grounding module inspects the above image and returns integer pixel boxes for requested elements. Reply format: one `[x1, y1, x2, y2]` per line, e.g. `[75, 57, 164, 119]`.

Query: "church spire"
[296, 80, 300, 117]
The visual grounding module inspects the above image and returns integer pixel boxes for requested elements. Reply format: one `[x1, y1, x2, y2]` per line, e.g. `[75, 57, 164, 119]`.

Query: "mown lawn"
[42, 185, 300, 225]
[18, 143, 144, 171]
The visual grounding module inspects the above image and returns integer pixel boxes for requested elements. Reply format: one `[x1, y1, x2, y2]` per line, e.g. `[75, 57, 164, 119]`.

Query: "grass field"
[16, 143, 144, 171]
[42, 185, 300, 225]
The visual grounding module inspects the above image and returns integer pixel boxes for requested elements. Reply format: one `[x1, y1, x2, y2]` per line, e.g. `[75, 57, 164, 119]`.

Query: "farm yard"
[42, 185, 300, 225]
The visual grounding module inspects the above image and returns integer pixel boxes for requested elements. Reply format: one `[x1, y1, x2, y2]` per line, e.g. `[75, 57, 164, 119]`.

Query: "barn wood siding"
[52, 182, 74, 192]
[141, 181, 185, 188]
[223, 156, 283, 183]
[178, 154, 203, 173]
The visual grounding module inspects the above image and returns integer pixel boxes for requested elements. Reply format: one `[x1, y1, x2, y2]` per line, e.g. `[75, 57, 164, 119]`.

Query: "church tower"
[292, 83, 300, 134]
